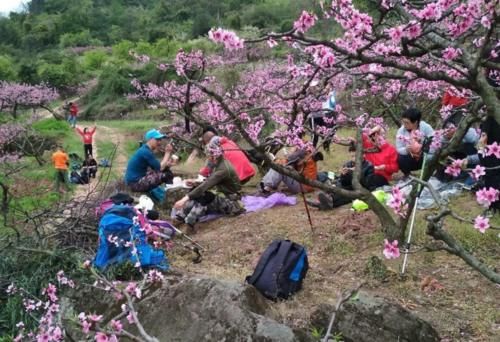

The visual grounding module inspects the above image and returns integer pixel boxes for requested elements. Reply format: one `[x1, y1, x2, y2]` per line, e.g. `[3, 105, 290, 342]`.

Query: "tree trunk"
[12, 102, 18, 119]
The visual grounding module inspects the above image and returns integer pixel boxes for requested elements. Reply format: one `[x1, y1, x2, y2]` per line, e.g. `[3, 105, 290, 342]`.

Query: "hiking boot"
[306, 199, 321, 209]
[318, 192, 333, 210]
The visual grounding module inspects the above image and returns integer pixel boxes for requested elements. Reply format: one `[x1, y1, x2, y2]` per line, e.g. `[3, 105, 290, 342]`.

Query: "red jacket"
[442, 90, 468, 108]
[70, 104, 78, 116]
[362, 134, 399, 182]
[220, 137, 256, 182]
[77, 127, 96, 144]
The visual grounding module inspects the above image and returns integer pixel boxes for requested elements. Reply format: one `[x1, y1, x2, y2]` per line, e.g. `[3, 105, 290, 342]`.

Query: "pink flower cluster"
[470, 165, 486, 180]
[208, 28, 244, 50]
[476, 187, 499, 208]
[444, 158, 465, 177]
[442, 47, 462, 61]
[304, 45, 336, 68]
[383, 239, 400, 259]
[482, 142, 500, 159]
[473, 215, 490, 233]
[293, 11, 318, 34]
[174, 49, 204, 77]
[387, 186, 408, 218]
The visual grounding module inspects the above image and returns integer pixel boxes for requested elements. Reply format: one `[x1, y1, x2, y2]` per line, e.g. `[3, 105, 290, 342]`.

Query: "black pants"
[84, 144, 93, 158]
[326, 173, 389, 209]
[398, 154, 423, 176]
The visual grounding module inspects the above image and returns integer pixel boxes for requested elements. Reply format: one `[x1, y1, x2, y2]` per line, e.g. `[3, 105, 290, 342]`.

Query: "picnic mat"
[198, 192, 297, 222]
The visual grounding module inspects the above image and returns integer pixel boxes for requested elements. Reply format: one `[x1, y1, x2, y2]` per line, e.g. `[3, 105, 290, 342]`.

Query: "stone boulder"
[310, 291, 440, 342]
[67, 275, 306, 342]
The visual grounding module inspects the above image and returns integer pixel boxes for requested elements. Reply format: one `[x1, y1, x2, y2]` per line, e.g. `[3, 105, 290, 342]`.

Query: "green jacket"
[188, 159, 241, 200]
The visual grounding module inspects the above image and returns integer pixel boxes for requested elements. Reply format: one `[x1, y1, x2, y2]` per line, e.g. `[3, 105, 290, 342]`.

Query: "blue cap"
[144, 129, 166, 141]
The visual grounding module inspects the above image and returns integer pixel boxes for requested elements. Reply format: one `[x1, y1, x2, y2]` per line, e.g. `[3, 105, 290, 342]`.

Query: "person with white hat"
[125, 129, 176, 195]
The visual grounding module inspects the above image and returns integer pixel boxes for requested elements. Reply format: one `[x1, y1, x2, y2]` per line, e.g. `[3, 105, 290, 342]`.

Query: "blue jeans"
[67, 115, 77, 127]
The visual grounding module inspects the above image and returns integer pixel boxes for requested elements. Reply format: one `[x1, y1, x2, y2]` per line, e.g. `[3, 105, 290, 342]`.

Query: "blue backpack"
[246, 240, 308, 300]
[93, 205, 168, 270]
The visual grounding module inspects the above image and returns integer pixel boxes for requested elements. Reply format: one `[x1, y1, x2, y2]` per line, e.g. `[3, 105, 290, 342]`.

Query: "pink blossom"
[6, 283, 17, 294]
[126, 312, 135, 324]
[387, 186, 408, 218]
[476, 187, 500, 208]
[147, 270, 165, 283]
[293, 11, 318, 34]
[470, 165, 486, 180]
[81, 320, 91, 334]
[37, 333, 50, 342]
[484, 142, 500, 158]
[42, 283, 58, 303]
[110, 319, 123, 333]
[208, 28, 244, 50]
[383, 239, 400, 259]
[474, 216, 490, 233]
[386, 26, 405, 43]
[125, 282, 142, 299]
[88, 314, 103, 322]
[444, 159, 464, 177]
[267, 38, 278, 48]
[480, 15, 491, 29]
[442, 47, 462, 61]
[95, 332, 109, 342]
[405, 21, 422, 39]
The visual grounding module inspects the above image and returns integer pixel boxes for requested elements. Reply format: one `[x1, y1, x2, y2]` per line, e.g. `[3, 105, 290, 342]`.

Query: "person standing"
[51, 146, 70, 193]
[76, 125, 96, 158]
[68, 102, 78, 128]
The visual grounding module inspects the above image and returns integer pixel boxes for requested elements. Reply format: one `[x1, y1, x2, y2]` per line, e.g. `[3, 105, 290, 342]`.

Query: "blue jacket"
[125, 144, 160, 183]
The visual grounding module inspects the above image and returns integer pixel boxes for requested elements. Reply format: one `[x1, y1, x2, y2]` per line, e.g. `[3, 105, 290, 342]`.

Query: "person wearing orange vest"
[51, 146, 70, 193]
[260, 149, 318, 194]
[76, 125, 96, 158]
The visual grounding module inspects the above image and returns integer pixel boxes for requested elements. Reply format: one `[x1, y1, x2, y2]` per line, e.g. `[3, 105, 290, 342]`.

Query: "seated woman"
[396, 108, 435, 176]
[259, 149, 318, 194]
[174, 144, 244, 232]
[309, 129, 398, 210]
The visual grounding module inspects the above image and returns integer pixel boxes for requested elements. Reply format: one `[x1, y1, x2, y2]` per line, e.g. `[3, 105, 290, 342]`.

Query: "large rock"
[311, 291, 440, 342]
[64, 275, 305, 341]
[128, 276, 300, 342]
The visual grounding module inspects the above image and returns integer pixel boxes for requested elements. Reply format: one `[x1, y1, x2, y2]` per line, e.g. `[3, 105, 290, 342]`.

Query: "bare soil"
[170, 198, 499, 341]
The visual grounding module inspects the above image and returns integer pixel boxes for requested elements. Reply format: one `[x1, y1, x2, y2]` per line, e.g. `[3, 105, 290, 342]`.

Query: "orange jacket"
[52, 151, 69, 170]
[300, 157, 317, 192]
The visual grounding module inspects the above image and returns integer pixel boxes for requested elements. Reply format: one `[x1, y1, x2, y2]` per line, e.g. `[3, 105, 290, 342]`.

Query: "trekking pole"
[170, 225, 205, 251]
[401, 137, 432, 275]
[299, 184, 314, 234]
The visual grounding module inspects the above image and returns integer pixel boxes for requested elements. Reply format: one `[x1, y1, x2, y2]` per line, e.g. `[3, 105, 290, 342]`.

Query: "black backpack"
[246, 240, 308, 300]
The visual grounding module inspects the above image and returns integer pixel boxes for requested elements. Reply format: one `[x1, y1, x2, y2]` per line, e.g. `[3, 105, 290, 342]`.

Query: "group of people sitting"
[124, 102, 500, 232]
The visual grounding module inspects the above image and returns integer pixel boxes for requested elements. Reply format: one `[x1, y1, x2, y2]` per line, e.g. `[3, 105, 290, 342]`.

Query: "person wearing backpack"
[173, 144, 244, 232]
[51, 146, 70, 193]
[76, 125, 96, 158]
[125, 129, 176, 198]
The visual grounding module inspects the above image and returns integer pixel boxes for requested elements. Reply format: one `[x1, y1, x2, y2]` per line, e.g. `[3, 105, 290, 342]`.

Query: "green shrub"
[83, 49, 109, 70]
[0, 55, 16, 81]
[59, 29, 103, 48]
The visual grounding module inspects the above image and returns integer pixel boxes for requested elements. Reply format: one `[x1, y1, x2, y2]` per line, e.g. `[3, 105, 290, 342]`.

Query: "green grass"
[95, 119, 159, 132]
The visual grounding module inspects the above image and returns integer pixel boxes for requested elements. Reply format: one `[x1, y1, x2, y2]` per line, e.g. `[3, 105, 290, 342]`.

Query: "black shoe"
[318, 192, 333, 210]
[306, 199, 321, 209]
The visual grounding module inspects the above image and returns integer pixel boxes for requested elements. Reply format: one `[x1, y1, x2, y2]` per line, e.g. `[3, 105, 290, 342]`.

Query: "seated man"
[309, 136, 396, 210]
[396, 108, 435, 176]
[82, 154, 98, 179]
[174, 144, 244, 231]
[125, 129, 175, 200]
[201, 129, 256, 184]
[260, 149, 317, 194]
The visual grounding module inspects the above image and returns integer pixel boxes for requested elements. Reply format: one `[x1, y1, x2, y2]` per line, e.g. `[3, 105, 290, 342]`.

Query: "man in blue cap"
[125, 129, 175, 197]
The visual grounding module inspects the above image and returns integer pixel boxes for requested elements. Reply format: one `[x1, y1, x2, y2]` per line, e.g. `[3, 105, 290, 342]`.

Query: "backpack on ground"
[246, 240, 308, 300]
[70, 170, 88, 184]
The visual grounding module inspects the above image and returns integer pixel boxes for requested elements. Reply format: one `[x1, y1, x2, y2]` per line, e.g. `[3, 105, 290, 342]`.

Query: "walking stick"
[299, 184, 314, 234]
[401, 137, 432, 275]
